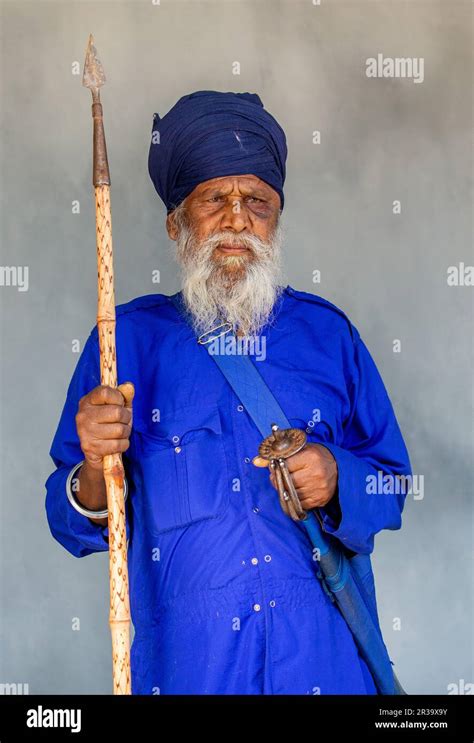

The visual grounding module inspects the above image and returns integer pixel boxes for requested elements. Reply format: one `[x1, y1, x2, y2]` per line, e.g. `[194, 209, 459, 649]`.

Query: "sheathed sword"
[82, 34, 131, 695]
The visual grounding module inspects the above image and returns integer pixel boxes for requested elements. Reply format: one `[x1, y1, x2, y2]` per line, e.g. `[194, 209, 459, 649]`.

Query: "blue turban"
[148, 90, 287, 214]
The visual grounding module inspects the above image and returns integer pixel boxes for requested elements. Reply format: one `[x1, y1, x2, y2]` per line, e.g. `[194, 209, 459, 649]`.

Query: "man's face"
[166, 174, 281, 258]
[166, 174, 284, 337]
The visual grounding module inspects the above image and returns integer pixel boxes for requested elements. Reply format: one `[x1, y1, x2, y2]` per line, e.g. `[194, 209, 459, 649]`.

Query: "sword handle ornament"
[258, 424, 308, 522]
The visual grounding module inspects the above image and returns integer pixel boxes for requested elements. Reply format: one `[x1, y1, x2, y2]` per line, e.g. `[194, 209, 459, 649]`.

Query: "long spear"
[82, 34, 131, 695]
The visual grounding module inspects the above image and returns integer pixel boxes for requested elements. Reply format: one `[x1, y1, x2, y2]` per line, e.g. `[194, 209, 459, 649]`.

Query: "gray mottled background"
[0, 0, 472, 695]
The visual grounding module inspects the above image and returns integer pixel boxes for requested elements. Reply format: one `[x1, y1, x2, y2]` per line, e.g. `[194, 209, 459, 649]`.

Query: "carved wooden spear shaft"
[82, 34, 131, 695]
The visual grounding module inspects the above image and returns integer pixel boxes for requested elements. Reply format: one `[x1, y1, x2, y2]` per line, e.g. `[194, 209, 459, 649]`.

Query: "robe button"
[174, 446, 181, 454]
[237, 405, 244, 412]
[251, 557, 258, 565]
[264, 554, 272, 563]
[172, 435, 180, 444]
[253, 603, 261, 612]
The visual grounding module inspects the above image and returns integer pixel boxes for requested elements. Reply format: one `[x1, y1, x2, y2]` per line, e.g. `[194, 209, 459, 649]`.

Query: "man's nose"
[219, 199, 251, 232]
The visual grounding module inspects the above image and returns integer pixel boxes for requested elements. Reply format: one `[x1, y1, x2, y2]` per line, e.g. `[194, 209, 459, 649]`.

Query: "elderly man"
[45, 91, 411, 695]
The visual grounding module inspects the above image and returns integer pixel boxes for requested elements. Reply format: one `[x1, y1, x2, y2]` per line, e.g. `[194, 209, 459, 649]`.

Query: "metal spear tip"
[82, 33, 106, 90]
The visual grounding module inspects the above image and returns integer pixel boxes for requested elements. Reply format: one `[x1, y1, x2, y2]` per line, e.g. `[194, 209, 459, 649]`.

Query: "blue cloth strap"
[209, 352, 291, 438]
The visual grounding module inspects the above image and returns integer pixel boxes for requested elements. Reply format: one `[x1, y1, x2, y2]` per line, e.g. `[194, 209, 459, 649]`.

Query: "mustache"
[177, 229, 275, 268]
[203, 231, 272, 252]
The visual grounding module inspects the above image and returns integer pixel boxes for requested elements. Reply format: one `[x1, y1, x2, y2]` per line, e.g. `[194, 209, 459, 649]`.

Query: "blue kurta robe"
[45, 285, 412, 695]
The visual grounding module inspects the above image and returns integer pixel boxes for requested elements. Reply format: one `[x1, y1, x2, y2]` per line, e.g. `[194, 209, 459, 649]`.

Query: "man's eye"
[206, 195, 265, 205]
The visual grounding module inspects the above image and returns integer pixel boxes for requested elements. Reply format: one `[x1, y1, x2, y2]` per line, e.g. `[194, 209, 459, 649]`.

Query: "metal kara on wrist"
[66, 460, 129, 519]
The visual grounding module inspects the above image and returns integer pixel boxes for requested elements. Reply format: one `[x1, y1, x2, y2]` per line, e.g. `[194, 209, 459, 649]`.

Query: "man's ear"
[166, 212, 179, 241]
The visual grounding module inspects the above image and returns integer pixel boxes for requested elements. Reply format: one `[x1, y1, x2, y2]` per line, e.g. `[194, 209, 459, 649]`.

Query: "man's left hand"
[253, 443, 338, 511]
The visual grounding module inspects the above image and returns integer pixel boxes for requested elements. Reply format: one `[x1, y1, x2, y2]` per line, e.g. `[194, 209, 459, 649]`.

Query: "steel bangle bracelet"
[66, 459, 128, 519]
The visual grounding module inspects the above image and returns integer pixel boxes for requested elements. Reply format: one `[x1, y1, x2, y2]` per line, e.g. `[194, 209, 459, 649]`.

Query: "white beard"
[173, 205, 285, 337]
